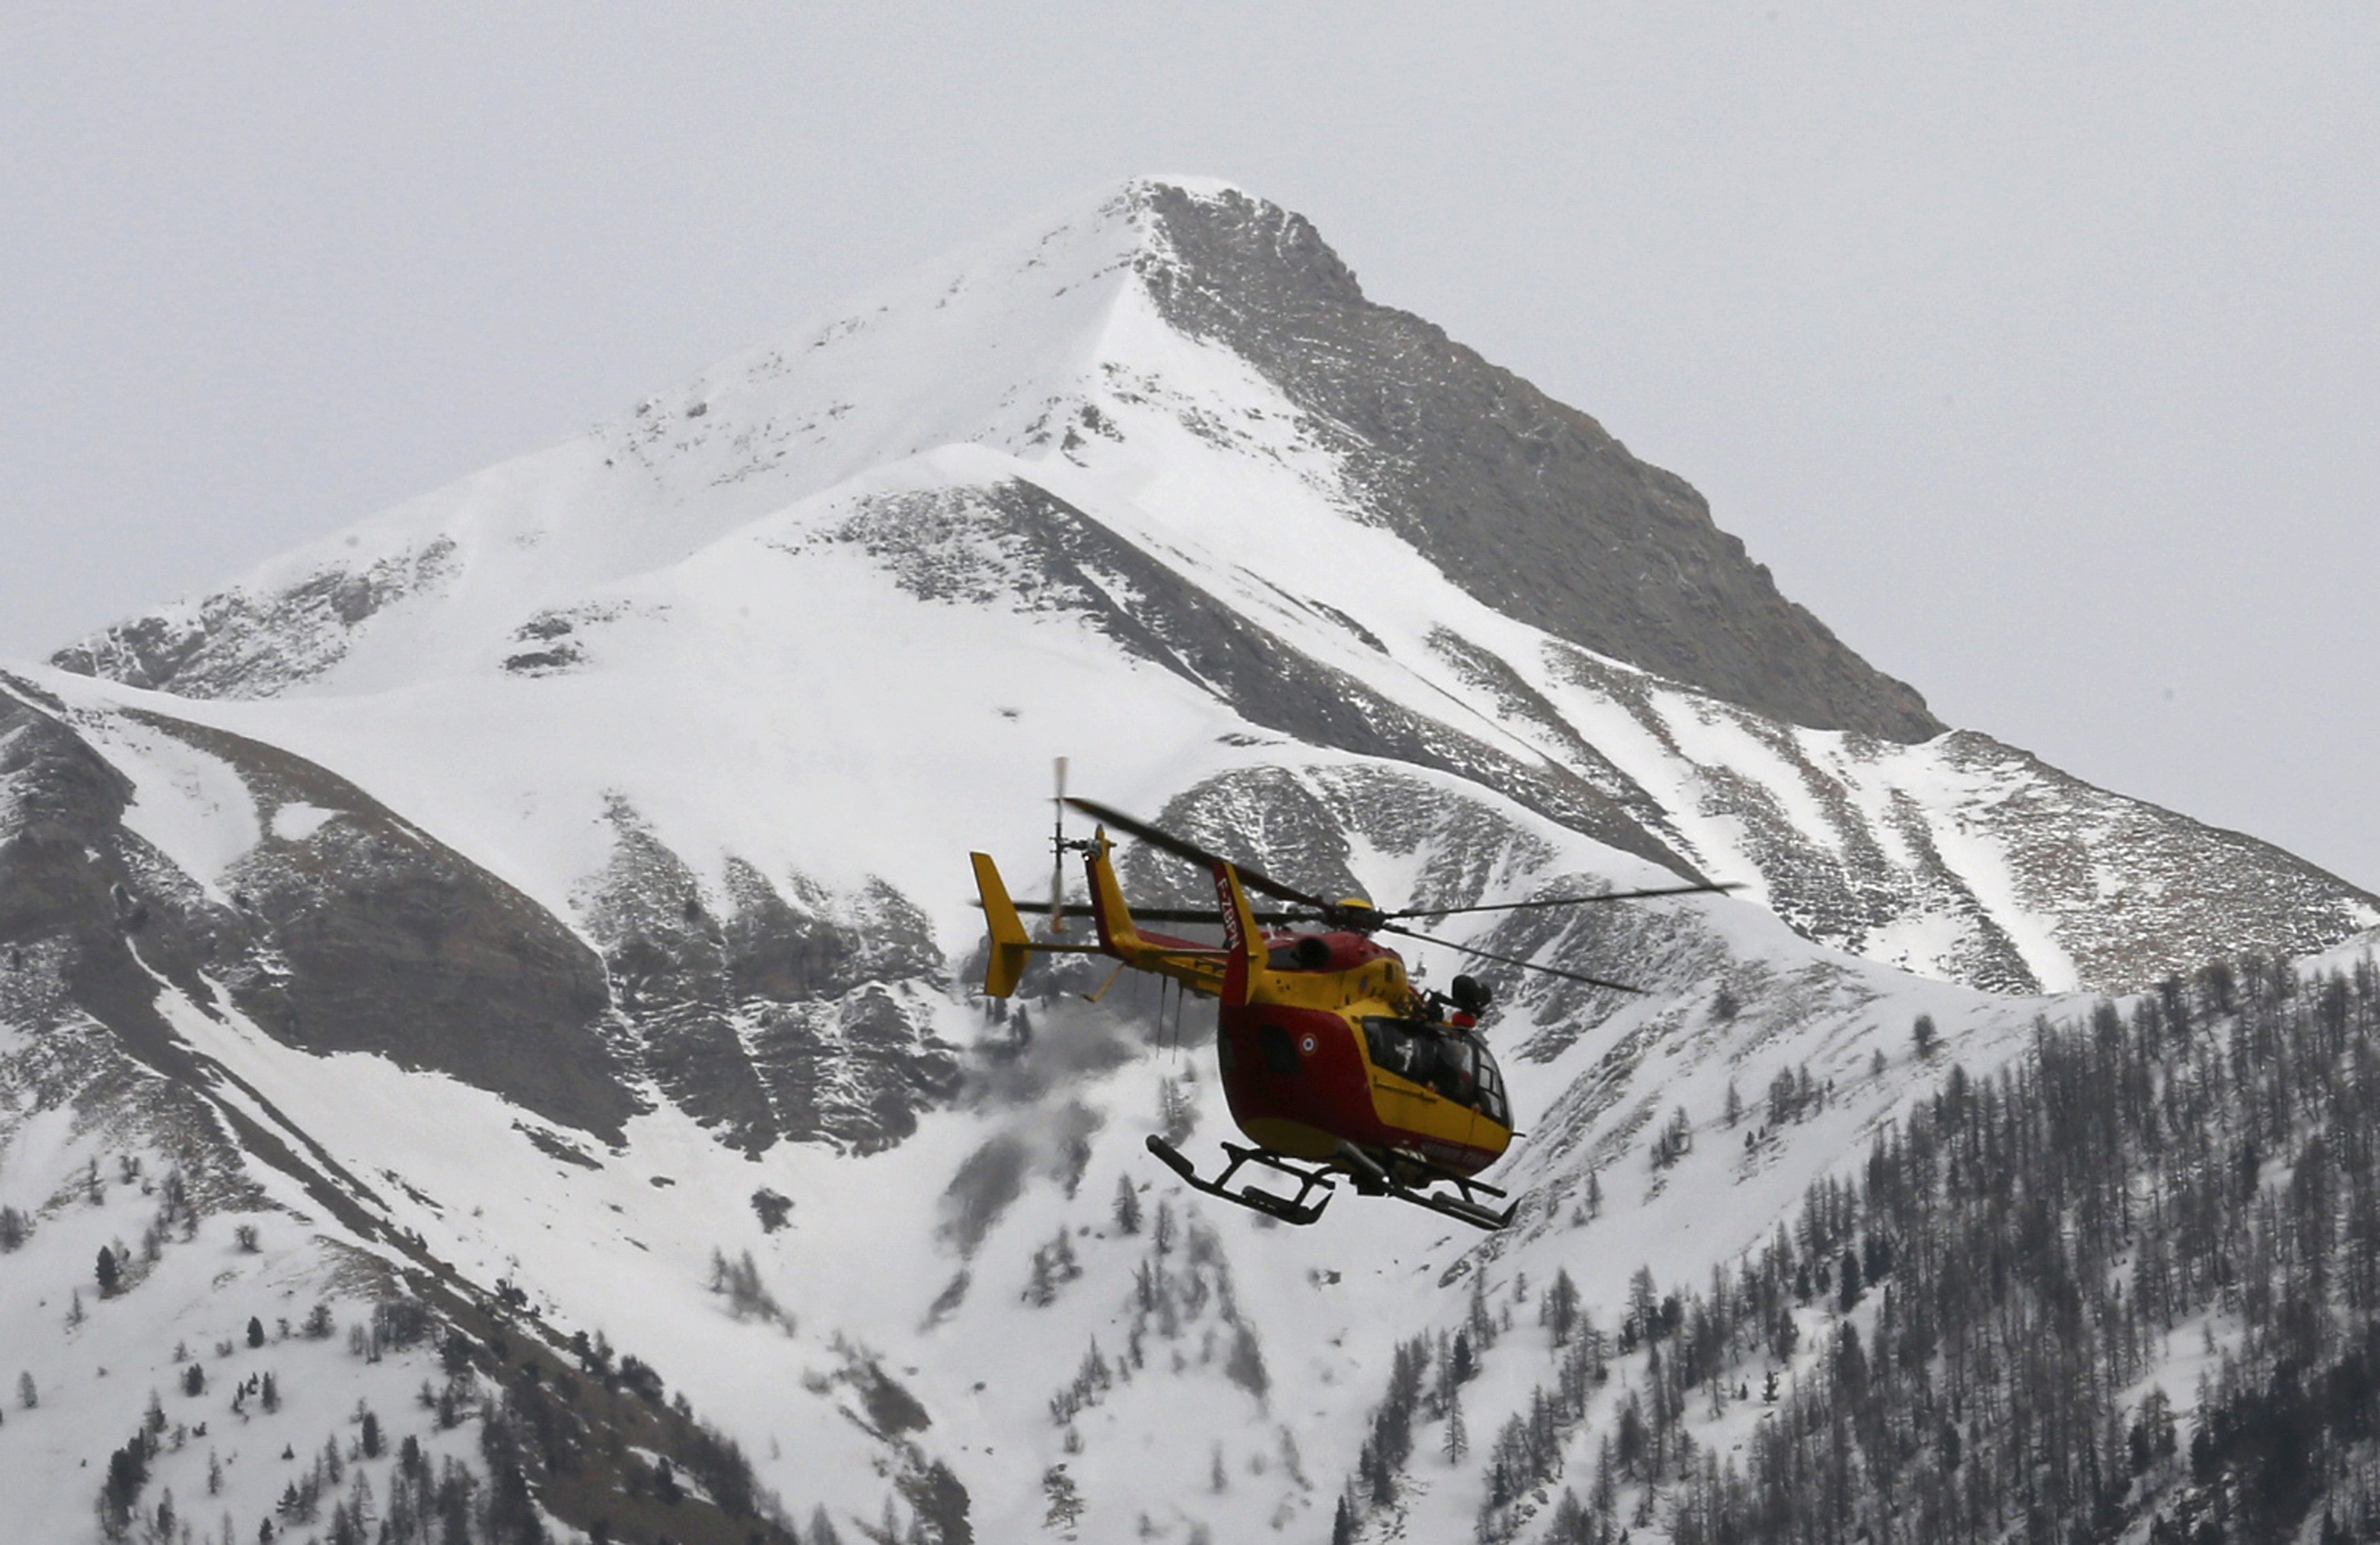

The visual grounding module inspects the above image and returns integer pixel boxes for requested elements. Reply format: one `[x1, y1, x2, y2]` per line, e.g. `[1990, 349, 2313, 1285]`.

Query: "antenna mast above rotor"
[1049, 757, 1070, 935]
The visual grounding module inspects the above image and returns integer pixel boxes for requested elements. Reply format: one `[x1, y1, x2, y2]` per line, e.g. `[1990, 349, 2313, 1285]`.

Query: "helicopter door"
[1365, 1017, 1492, 1153]
[1361, 1017, 1443, 1135]
[1428, 1036, 1484, 1151]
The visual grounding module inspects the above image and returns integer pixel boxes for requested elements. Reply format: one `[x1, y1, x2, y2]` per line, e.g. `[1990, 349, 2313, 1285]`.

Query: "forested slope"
[1374, 949, 2380, 1545]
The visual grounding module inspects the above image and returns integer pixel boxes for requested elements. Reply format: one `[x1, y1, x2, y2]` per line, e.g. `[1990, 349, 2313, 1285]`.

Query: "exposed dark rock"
[1119, 768, 1365, 909]
[1517, 645, 2379, 994]
[579, 805, 779, 1152]
[721, 862, 945, 1004]
[1318, 764, 1566, 915]
[1422, 628, 1684, 847]
[816, 476, 1701, 878]
[1134, 183, 1943, 743]
[0, 683, 242, 1066]
[515, 1122, 602, 1170]
[0, 678, 437, 1243]
[1091, 761, 1576, 938]
[0, 675, 635, 1140]
[744, 984, 962, 1156]
[175, 724, 632, 1139]
[581, 804, 959, 1154]
[51, 539, 459, 698]
[1928, 730, 2380, 991]
[500, 647, 578, 675]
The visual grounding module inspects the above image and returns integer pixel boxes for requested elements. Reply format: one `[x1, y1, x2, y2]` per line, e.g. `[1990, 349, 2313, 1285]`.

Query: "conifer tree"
[1541, 1268, 1582, 1346]
[1041, 1467, 1083, 1531]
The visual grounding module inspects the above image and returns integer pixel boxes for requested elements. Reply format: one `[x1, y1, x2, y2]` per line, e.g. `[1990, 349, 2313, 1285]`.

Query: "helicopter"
[970, 770, 1733, 1231]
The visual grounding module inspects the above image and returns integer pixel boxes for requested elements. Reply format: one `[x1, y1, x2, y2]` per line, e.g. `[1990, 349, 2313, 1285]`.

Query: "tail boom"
[972, 840, 1220, 998]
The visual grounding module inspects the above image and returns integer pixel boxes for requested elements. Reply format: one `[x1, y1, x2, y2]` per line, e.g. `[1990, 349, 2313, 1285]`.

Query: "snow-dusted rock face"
[577, 802, 959, 1156]
[46, 177, 2371, 996]
[9, 178, 2380, 1544]
[1132, 182, 1943, 743]
[50, 539, 461, 699]
[0, 673, 632, 1137]
[1517, 650, 2377, 994]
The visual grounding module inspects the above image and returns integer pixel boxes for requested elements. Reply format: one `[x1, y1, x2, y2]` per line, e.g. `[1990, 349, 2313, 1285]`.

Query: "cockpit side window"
[1430, 1037, 1476, 1104]
[1361, 1017, 1426, 1080]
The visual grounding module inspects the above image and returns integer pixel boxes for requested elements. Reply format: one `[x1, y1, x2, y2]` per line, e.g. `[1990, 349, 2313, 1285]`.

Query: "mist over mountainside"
[5, 177, 2376, 1544]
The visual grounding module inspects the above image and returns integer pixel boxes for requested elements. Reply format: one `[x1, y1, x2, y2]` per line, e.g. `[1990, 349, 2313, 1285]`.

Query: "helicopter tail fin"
[972, 852, 1035, 998]
[1084, 831, 1145, 957]
[1211, 861, 1269, 1007]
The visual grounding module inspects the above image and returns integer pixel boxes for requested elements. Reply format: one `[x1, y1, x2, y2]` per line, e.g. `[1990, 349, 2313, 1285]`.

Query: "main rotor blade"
[1384, 881, 1739, 921]
[989, 900, 1310, 925]
[1064, 798, 1337, 913]
[1377, 921, 1646, 994]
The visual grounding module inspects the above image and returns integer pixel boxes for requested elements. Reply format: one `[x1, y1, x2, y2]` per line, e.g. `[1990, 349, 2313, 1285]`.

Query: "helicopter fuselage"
[1217, 933, 1511, 1176]
[970, 826, 1520, 1225]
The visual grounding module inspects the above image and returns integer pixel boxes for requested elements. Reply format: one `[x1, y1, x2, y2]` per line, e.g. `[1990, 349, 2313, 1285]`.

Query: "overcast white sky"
[4, 4, 2375, 889]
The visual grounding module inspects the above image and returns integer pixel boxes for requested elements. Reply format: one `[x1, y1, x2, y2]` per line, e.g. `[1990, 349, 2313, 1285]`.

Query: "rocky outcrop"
[816, 477, 1699, 878]
[1533, 647, 2379, 993]
[51, 539, 459, 698]
[577, 804, 960, 1154]
[3, 671, 966, 1158]
[1134, 182, 1943, 743]
[0, 674, 635, 1139]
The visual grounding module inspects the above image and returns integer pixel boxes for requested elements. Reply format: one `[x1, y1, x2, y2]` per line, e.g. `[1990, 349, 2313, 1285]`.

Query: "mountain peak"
[918, 171, 1941, 741]
[58, 177, 1936, 743]
[1121, 181, 1944, 741]
[1115, 172, 1251, 202]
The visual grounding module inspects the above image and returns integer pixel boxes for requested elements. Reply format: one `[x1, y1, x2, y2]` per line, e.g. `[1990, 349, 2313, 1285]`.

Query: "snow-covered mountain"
[48, 177, 2368, 998]
[5, 177, 2375, 1545]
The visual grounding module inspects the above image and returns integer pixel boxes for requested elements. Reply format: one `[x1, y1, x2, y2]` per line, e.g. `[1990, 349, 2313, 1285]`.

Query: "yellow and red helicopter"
[970, 777, 1730, 1231]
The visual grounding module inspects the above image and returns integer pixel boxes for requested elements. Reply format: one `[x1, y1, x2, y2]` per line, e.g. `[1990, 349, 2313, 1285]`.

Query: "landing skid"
[1145, 1136, 1336, 1226]
[1335, 1142, 1516, 1232]
[1144, 1136, 1516, 1231]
